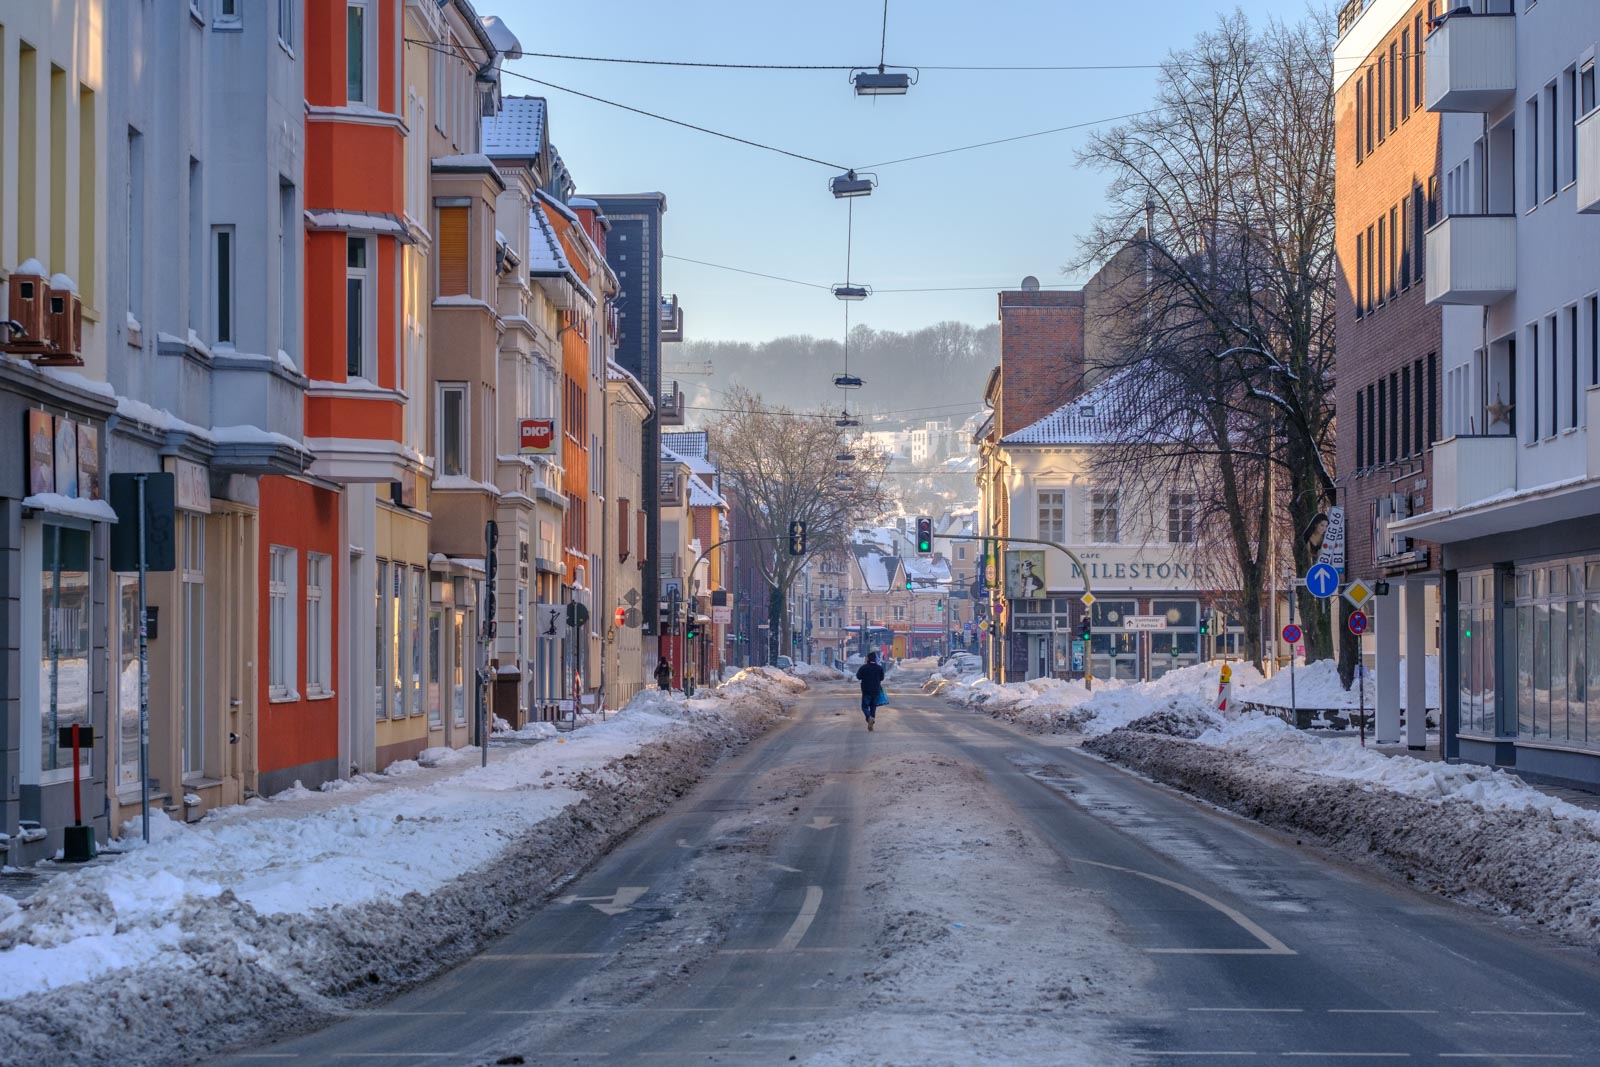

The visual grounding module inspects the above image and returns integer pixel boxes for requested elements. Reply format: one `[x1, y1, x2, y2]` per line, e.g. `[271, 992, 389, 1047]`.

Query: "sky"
[491, 0, 1312, 343]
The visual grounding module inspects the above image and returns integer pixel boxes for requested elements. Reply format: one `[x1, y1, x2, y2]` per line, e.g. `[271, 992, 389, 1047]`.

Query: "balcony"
[1425, 12, 1515, 114]
[660, 294, 684, 343]
[1425, 214, 1516, 306]
[1432, 435, 1516, 512]
[659, 380, 685, 426]
[1579, 109, 1600, 215]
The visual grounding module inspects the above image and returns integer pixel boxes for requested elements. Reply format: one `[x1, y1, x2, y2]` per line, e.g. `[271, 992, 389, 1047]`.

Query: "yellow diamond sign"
[1344, 579, 1374, 608]
[1081, 592, 1096, 607]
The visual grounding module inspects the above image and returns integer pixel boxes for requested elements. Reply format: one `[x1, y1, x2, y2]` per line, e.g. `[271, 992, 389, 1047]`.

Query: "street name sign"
[1305, 562, 1340, 599]
[1122, 615, 1168, 631]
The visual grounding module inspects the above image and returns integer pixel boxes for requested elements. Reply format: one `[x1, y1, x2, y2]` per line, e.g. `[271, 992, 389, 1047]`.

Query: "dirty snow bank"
[0, 671, 802, 1067]
[1239, 656, 1439, 711]
[1085, 724, 1600, 947]
[791, 661, 851, 681]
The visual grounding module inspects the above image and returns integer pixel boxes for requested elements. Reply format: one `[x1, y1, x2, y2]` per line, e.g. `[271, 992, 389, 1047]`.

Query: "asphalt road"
[215, 673, 1600, 1065]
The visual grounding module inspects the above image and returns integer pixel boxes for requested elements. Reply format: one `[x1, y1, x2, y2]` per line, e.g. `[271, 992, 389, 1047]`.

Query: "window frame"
[1167, 492, 1197, 545]
[1037, 488, 1066, 544]
[345, 0, 376, 107]
[306, 551, 332, 697]
[1090, 488, 1121, 544]
[268, 545, 298, 701]
[346, 234, 374, 380]
[438, 382, 468, 478]
[212, 224, 235, 347]
[214, 0, 242, 30]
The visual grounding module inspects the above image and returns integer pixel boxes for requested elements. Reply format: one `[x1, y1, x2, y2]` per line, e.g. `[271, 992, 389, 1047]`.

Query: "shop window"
[428, 607, 444, 728]
[268, 545, 297, 700]
[375, 559, 388, 720]
[34, 524, 94, 781]
[452, 605, 469, 726]
[390, 562, 406, 719]
[306, 552, 331, 696]
[115, 577, 141, 791]
[410, 567, 427, 717]
[182, 514, 206, 780]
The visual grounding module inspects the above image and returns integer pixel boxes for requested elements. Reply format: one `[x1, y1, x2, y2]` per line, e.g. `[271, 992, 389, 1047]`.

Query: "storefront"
[3, 371, 117, 865]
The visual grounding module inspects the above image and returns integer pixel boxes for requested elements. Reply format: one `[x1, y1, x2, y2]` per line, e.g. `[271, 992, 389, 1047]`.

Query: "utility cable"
[663, 254, 831, 290]
[666, 252, 1082, 294]
[862, 107, 1164, 167]
[879, 0, 891, 69]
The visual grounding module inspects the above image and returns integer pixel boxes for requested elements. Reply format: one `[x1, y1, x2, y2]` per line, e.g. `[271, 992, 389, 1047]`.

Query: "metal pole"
[135, 475, 151, 843]
[1288, 581, 1298, 716]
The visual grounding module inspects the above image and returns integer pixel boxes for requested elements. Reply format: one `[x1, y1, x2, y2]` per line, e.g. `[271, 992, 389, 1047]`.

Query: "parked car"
[947, 652, 983, 676]
[773, 655, 794, 672]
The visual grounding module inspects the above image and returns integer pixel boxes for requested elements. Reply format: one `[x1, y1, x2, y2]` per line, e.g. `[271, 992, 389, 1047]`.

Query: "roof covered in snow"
[851, 544, 900, 593]
[687, 473, 726, 509]
[1000, 370, 1136, 446]
[527, 200, 595, 307]
[482, 97, 547, 158]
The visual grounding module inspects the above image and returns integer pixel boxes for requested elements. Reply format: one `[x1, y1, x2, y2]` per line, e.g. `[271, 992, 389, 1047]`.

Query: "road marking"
[332, 1055, 463, 1059]
[1132, 1053, 1258, 1059]
[1187, 1007, 1303, 1013]
[347, 1011, 466, 1016]
[1467, 1011, 1585, 1017]
[1281, 1055, 1409, 1059]
[233, 1057, 299, 1060]
[1328, 1010, 1438, 1015]
[768, 860, 803, 873]
[1439, 1056, 1574, 1060]
[555, 886, 648, 915]
[1071, 856, 1294, 956]
[475, 952, 609, 960]
[807, 816, 837, 830]
[777, 885, 824, 951]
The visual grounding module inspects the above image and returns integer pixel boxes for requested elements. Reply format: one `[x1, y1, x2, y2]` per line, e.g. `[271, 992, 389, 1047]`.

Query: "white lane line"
[1467, 1011, 1586, 1017]
[1329, 1009, 1438, 1015]
[332, 1055, 463, 1059]
[1187, 1007, 1303, 1013]
[777, 885, 824, 951]
[1132, 1053, 1258, 1059]
[474, 952, 609, 960]
[346, 1011, 466, 1016]
[232, 1057, 299, 1061]
[1072, 856, 1294, 956]
[1439, 1055, 1575, 1060]
[1280, 1055, 1410, 1059]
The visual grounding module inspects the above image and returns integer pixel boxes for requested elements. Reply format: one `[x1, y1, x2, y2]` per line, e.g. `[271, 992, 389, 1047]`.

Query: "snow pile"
[491, 720, 558, 741]
[0, 671, 800, 1067]
[721, 665, 808, 695]
[791, 661, 851, 681]
[1238, 656, 1439, 710]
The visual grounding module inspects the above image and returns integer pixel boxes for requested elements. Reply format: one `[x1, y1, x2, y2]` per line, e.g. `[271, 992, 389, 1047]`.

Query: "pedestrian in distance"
[654, 657, 673, 692]
[855, 651, 886, 731]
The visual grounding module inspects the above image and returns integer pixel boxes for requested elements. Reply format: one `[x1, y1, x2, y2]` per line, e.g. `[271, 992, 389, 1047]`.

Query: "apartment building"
[1333, 0, 1445, 745]
[1394, 0, 1600, 785]
[605, 360, 652, 706]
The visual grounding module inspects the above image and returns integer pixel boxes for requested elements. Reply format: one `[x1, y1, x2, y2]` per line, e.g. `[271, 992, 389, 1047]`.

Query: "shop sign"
[519, 418, 555, 455]
[165, 457, 212, 514]
[535, 602, 565, 639]
[712, 605, 732, 625]
[1012, 616, 1052, 631]
[1005, 550, 1047, 599]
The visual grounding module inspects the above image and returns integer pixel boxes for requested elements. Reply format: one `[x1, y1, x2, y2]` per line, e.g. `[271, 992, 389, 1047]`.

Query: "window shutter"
[437, 205, 469, 296]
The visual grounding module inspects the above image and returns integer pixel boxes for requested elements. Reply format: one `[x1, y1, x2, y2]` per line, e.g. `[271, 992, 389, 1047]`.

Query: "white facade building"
[1397, 0, 1600, 784]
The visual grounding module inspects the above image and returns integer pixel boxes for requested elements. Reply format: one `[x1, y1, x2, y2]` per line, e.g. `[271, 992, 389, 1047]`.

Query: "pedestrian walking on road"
[855, 651, 885, 731]
[654, 657, 673, 692]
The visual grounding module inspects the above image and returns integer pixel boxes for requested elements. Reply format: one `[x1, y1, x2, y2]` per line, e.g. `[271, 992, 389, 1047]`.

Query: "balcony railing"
[1578, 109, 1600, 215]
[1432, 435, 1516, 512]
[1336, 0, 1367, 39]
[660, 294, 684, 343]
[1425, 214, 1516, 306]
[1425, 11, 1516, 114]
[659, 380, 685, 426]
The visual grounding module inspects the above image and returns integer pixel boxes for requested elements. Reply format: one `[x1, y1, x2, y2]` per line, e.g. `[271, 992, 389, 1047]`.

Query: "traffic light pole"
[687, 535, 786, 671]
[932, 533, 1097, 690]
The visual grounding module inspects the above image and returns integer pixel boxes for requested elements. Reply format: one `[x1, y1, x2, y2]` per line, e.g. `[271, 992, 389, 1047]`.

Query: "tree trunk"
[768, 583, 785, 664]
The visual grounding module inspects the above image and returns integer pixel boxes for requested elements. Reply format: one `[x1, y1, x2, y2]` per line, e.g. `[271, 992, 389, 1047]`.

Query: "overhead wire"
[862, 107, 1165, 168]
[668, 252, 1081, 293]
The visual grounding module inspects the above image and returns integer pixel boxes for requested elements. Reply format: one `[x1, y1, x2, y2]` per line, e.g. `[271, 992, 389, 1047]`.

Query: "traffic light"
[916, 516, 933, 554]
[1079, 614, 1092, 640]
[788, 519, 807, 556]
[935, 601, 944, 612]
[686, 618, 700, 640]
[1199, 614, 1209, 637]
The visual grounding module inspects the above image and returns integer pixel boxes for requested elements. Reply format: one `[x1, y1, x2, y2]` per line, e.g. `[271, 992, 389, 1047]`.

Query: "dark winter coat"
[855, 662, 885, 696]
[654, 663, 673, 685]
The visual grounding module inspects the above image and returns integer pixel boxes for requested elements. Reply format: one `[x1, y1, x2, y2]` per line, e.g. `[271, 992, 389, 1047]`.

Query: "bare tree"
[707, 389, 892, 660]
[1073, 8, 1337, 668]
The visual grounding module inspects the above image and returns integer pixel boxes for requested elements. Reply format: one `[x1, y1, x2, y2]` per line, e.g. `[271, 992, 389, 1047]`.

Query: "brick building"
[1333, 0, 1444, 742]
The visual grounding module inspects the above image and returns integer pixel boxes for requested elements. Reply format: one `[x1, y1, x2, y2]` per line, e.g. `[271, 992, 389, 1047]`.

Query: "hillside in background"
[673, 321, 999, 422]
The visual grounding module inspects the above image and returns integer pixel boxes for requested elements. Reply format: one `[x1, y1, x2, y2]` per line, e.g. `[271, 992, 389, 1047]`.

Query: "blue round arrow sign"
[1305, 562, 1340, 599]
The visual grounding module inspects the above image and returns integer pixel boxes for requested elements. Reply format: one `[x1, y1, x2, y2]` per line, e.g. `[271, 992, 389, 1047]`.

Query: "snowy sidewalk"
[0, 667, 806, 1067]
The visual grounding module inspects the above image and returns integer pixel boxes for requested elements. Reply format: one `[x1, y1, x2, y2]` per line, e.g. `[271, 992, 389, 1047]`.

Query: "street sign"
[1349, 609, 1369, 635]
[109, 473, 176, 572]
[1281, 623, 1302, 644]
[712, 605, 732, 625]
[1305, 562, 1340, 599]
[1317, 506, 1346, 574]
[1080, 592, 1096, 607]
[1122, 615, 1168, 631]
[1343, 578, 1374, 608]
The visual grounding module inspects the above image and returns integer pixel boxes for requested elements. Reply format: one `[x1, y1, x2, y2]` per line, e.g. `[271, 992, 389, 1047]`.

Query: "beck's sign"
[518, 418, 555, 455]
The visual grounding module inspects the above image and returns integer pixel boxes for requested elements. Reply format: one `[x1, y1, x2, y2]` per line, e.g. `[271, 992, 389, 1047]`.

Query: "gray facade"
[591, 194, 667, 635]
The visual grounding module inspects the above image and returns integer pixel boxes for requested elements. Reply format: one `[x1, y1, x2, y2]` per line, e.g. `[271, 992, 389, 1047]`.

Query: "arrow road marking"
[807, 816, 837, 831]
[556, 886, 648, 916]
[1071, 857, 1294, 956]
[777, 886, 824, 952]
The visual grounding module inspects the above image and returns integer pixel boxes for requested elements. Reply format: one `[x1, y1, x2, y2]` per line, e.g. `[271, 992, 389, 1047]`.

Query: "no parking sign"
[1349, 610, 1369, 636]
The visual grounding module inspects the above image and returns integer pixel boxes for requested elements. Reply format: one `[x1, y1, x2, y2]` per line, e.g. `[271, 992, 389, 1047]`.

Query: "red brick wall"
[997, 290, 1086, 438]
[1334, 0, 1444, 581]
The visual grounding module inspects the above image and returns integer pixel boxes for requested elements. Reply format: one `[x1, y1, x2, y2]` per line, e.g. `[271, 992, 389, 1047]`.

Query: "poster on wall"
[1004, 549, 1047, 599]
[27, 410, 55, 495]
[76, 424, 101, 501]
[54, 417, 78, 498]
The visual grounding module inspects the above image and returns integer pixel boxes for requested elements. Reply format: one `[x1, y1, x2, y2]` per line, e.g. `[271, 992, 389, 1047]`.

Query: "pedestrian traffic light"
[916, 516, 932, 554]
[788, 519, 807, 556]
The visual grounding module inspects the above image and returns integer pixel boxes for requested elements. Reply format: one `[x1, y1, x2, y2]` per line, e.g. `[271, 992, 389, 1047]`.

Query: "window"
[182, 515, 206, 779]
[280, 181, 298, 361]
[436, 202, 468, 296]
[1529, 321, 1542, 443]
[77, 85, 95, 310]
[1038, 489, 1066, 543]
[1413, 13, 1424, 110]
[1387, 41, 1398, 133]
[956, 544, 967, 561]
[189, 159, 202, 331]
[893, 605, 905, 621]
[1366, 68, 1375, 156]
[1356, 78, 1366, 164]
[1583, 63, 1597, 118]
[390, 562, 405, 720]
[1388, 205, 1398, 298]
[1377, 55, 1387, 145]
[1414, 183, 1427, 281]
[215, 0, 241, 27]
[428, 607, 443, 727]
[1588, 296, 1599, 389]
[1414, 359, 1425, 455]
[1378, 376, 1388, 464]
[1355, 231, 1365, 317]
[1365, 224, 1376, 311]
[1357, 389, 1366, 469]
[1528, 96, 1541, 210]
[346, 1, 371, 105]
[1377, 216, 1387, 306]
[1390, 370, 1400, 461]
[346, 235, 372, 378]
[1400, 29, 1410, 121]
[1571, 305, 1582, 430]
[1428, 353, 1437, 447]
[278, 0, 294, 49]
[35, 525, 93, 780]
[1549, 313, 1560, 436]
[269, 546, 297, 699]
[1400, 196, 1411, 289]
[1090, 489, 1120, 543]
[1567, 66, 1580, 187]
[305, 552, 330, 695]
[452, 604, 468, 726]
[115, 577, 140, 791]
[1167, 493, 1196, 544]
[375, 559, 388, 720]
[1400, 368, 1411, 459]
[127, 128, 144, 324]
[438, 383, 467, 476]
[213, 226, 234, 345]
[1547, 82, 1560, 200]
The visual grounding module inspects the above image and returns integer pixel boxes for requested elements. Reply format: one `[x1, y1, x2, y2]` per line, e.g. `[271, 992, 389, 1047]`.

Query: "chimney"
[995, 282, 1086, 438]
